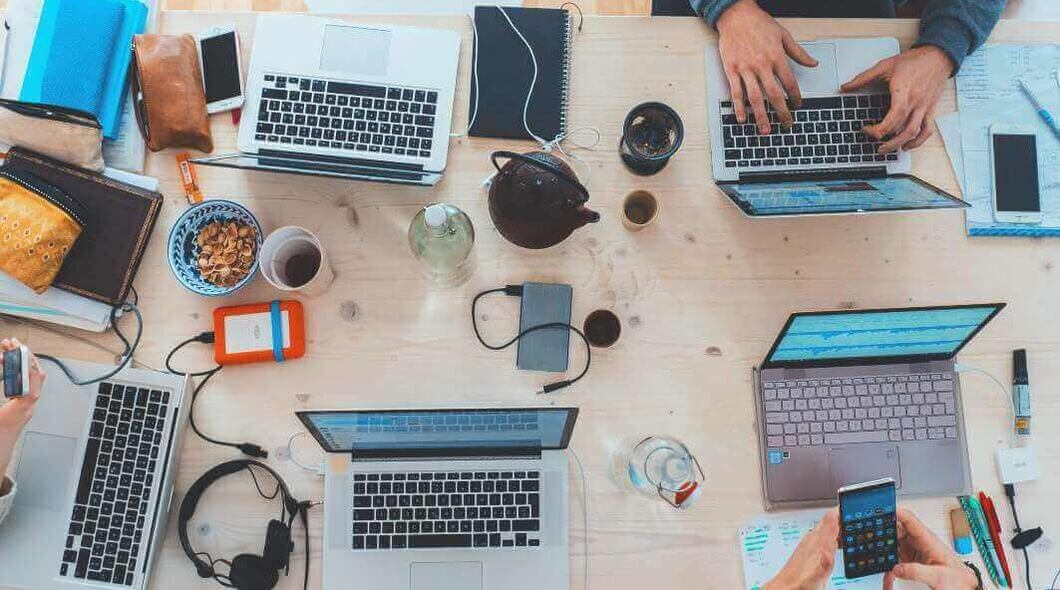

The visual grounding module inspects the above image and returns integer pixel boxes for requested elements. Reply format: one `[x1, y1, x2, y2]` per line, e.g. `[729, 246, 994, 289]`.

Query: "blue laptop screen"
[719, 176, 967, 216]
[299, 408, 575, 453]
[767, 306, 1000, 364]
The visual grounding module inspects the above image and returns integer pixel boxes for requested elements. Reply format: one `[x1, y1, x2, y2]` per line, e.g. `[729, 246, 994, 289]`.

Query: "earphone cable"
[37, 300, 144, 386]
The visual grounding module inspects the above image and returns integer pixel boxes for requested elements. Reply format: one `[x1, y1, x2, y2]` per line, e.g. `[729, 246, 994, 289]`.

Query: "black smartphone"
[3, 346, 30, 398]
[839, 478, 898, 579]
[516, 282, 573, 373]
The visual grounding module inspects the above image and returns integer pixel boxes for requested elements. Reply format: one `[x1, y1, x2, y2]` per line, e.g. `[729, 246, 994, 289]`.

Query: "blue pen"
[1019, 79, 1060, 141]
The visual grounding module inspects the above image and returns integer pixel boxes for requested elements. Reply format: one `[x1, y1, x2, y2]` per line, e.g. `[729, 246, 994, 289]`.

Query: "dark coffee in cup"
[584, 309, 621, 348]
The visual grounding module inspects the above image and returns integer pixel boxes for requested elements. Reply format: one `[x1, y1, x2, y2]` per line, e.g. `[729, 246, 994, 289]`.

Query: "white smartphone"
[197, 24, 244, 114]
[989, 124, 1043, 224]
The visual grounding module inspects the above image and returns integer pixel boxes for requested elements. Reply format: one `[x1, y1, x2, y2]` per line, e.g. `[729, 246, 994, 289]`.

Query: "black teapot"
[488, 150, 600, 249]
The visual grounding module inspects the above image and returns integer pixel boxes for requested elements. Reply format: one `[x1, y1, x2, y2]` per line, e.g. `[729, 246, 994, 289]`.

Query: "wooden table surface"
[4, 12, 1059, 590]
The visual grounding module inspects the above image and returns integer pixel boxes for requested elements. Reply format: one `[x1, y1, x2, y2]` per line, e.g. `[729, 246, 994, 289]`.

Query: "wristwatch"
[964, 562, 985, 590]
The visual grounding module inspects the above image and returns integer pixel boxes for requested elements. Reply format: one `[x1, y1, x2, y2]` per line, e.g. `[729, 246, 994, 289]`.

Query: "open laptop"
[297, 407, 577, 590]
[754, 304, 1005, 509]
[706, 38, 969, 217]
[0, 359, 190, 590]
[193, 15, 460, 186]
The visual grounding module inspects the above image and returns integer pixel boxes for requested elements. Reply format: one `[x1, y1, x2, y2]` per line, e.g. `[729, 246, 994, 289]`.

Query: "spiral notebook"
[468, 6, 572, 141]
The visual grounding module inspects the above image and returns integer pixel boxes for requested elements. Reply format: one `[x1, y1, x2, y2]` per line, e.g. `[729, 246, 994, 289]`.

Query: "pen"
[1018, 79, 1060, 141]
[980, 492, 1014, 588]
[968, 496, 1007, 587]
[1013, 349, 1031, 436]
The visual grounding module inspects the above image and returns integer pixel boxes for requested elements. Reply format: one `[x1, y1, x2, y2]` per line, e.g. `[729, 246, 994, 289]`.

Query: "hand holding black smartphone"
[2, 346, 31, 398]
[839, 478, 898, 579]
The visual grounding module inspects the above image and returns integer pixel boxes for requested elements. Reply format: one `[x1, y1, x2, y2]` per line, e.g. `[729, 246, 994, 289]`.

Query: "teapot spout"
[577, 206, 601, 225]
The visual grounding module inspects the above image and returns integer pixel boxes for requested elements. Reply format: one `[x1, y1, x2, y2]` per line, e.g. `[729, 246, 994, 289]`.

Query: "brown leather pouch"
[0, 169, 85, 293]
[132, 34, 213, 153]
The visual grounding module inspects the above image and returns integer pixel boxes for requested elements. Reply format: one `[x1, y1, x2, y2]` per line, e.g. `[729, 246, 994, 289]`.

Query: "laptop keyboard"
[255, 74, 440, 159]
[351, 471, 542, 551]
[762, 373, 959, 447]
[720, 94, 899, 170]
[59, 382, 171, 586]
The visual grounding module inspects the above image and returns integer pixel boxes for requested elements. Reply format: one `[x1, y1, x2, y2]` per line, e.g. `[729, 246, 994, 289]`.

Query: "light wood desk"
[4, 12, 1059, 590]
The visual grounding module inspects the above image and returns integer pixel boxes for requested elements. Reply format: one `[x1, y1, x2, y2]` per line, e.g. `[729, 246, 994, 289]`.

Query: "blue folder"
[20, 0, 147, 139]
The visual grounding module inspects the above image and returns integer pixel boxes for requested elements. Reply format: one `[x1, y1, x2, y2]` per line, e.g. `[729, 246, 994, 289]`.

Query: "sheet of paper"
[740, 510, 880, 590]
[935, 112, 965, 194]
[955, 45, 1060, 236]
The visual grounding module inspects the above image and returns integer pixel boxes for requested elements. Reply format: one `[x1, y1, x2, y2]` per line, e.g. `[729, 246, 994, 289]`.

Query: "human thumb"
[892, 563, 943, 587]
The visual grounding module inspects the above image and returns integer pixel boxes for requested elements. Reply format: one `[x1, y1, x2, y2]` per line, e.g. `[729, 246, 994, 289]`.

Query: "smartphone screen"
[992, 134, 1041, 213]
[200, 32, 242, 104]
[839, 479, 898, 579]
[3, 349, 23, 398]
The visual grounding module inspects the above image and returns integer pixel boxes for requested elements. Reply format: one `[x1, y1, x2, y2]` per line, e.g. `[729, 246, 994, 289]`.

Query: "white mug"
[259, 226, 335, 296]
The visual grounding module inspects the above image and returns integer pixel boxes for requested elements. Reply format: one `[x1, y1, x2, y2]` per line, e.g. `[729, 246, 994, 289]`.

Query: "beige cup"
[259, 226, 335, 296]
[622, 190, 659, 231]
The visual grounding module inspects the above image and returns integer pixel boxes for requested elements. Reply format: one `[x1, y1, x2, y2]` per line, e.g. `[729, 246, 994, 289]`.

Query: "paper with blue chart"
[740, 510, 880, 590]
[954, 44, 1060, 236]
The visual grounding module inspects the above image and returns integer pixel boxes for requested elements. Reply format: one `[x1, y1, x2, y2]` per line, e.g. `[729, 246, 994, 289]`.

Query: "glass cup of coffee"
[622, 190, 659, 231]
[619, 102, 684, 176]
[259, 226, 335, 296]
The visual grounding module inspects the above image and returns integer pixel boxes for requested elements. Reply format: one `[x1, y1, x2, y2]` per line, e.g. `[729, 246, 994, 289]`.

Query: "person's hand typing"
[715, 0, 818, 135]
[883, 509, 979, 590]
[763, 509, 840, 590]
[840, 45, 953, 154]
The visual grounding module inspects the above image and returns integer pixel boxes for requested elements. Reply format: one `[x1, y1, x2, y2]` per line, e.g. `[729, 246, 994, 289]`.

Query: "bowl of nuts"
[167, 200, 263, 296]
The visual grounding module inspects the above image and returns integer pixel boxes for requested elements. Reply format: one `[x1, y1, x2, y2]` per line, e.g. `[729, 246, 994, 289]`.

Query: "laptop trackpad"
[829, 444, 901, 490]
[790, 42, 840, 94]
[321, 25, 392, 77]
[15, 432, 78, 512]
[411, 562, 482, 590]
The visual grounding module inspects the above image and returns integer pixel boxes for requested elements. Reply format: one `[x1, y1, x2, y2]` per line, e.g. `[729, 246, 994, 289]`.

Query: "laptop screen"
[297, 408, 578, 455]
[763, 305, 1004, 367]
[718, 175, 968, 217]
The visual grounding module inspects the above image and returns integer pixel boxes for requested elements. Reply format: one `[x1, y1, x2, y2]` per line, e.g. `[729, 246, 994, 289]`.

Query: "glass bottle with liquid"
[610, 435, 704, 509]
[408, 203, 475, 286]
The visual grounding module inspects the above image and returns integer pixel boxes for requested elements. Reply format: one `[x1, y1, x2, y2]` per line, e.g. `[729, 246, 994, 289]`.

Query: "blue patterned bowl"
[167, 200, 263, 297]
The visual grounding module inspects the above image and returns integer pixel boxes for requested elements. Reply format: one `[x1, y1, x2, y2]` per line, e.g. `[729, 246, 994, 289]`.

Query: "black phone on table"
[838, 477, 898, 579]
[2, 346, 30, 398]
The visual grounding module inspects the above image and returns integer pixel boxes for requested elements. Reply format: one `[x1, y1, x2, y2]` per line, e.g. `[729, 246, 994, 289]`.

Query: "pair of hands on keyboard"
[762, 508, 979, 590]
[715, 0, 954, 154]
[0, 338, 46, 480]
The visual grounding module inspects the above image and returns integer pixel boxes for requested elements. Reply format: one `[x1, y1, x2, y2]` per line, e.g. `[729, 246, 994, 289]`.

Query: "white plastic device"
[197, 24, 245, 114]
[989, 124, 1043, 224]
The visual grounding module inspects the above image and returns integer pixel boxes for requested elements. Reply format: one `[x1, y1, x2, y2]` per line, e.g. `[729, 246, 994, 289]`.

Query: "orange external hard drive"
[213, 300, 306, 365]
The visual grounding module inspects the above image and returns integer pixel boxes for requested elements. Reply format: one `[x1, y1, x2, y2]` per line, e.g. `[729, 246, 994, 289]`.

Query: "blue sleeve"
[689, 0, 740, 27]
[913, 0, 1004, 72]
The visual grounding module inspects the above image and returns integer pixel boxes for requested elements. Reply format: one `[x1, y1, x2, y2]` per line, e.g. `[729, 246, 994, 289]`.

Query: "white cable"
[954, 363, 1018, 447]
[287, 431, 325, 475]
[568, 447, 589, 590]
[496, 6, 548, 145]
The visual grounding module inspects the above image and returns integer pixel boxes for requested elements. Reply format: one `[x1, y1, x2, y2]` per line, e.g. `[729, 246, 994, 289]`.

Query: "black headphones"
[178, 460, 311, 590]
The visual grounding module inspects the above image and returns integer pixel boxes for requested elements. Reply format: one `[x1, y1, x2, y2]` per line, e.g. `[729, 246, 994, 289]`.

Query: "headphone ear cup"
[228, 554, 279, 590]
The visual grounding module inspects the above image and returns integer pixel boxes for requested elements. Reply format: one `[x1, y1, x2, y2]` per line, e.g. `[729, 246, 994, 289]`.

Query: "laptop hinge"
[351, 447, 543, 462]
[737, 166, 888, 183]
[259, 148, 426, 172]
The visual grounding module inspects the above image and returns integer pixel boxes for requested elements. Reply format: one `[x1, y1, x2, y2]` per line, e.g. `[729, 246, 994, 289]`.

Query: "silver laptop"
[754, 304, 1005, 509]
[297, 407, 577, 590]
[193, 14, 460, 186]
[705, 38, 969, 217]
[0, 359, 190, 590]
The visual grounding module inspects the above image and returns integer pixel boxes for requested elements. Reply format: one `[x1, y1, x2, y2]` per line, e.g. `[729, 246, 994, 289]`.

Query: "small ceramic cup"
[259, 226, 335, 296]
[622, 190, 659, 231]
[584, 309, 622, 348]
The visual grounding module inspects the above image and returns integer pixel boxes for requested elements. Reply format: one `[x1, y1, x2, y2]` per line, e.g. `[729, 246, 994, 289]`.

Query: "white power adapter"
[996, 445, 1042, 484]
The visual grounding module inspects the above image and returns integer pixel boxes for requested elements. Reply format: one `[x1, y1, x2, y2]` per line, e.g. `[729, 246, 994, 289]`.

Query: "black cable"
[37, 300, 143, 386]
[1005, 483, 1043, 590]
[471, 285, 591, 394]
[165, 333, 267, 458]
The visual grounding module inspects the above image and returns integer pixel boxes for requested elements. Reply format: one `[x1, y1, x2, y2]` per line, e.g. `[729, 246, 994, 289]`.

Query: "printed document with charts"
[740, 510, 879, 590]
[953, 44, 1060, 236]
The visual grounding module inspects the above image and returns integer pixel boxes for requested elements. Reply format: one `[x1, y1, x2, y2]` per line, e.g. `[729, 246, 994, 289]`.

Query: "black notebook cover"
[3, 147, 163, 306]
[469, 6, 571, 141]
